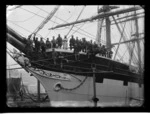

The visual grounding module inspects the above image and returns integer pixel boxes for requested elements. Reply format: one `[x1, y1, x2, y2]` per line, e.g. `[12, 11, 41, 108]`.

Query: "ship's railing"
[31, 56, 137, 78]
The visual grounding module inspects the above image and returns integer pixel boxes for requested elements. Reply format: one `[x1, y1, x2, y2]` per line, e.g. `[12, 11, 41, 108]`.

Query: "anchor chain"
[59, 76, 88, 91]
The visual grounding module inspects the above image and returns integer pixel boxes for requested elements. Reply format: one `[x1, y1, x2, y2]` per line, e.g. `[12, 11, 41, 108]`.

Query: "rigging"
[11, 7, 104, 42]
[66, 6, 85, 37]
[34, 6, 98, 39]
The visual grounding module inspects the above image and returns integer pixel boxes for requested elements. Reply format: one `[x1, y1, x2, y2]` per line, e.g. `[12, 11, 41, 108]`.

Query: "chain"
[60, 76, 88, 91]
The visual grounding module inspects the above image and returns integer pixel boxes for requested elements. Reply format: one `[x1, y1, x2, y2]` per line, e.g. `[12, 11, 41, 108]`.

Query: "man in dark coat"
[82, 38, 86, 52]
[51, 36, 56, 48]
[69, 35, 75, 50]
[46, 38, 51, 49]
[40, 37, 46, 53]
[107, 49, 113, 58]
[56, 34, 62, 49]
[34, 37, 40, 52]
[101, 45, 106, 57]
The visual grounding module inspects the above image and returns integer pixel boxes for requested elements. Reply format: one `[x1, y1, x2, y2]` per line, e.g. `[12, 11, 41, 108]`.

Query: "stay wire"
[34, 6, 97, 39]
[20, 7, 97, 41]
[66, 6, 85, 37]
[7, 9, 41, 23]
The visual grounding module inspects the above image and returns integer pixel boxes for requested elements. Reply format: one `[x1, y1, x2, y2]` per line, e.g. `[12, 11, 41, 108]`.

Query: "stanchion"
[92, 65, 99, 107]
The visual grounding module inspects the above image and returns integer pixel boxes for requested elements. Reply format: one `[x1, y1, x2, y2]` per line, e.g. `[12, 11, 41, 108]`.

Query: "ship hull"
[26, 67, 144, 107]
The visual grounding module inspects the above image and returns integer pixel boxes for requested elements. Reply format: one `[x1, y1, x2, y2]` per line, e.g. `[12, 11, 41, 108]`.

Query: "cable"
[119, 48, 128, 61]
[7, 9, 41, 23]
[61, 6, 77, 22]
[34, 6, 98, 40]
[18, 7, 98, 41]
[66, 6, 85, 37]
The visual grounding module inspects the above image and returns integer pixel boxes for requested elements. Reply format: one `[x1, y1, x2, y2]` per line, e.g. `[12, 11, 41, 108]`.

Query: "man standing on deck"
[82, 38, 86, 52]
[46, 38, 51, 49]
[63, 35, 68, 49]
[69, 35, 75, 50]
[78, 39, 82, 52]
[75, 37, 80, 52]
[56, 34, 62, 49]
[51, 36, 56, 48]
[34, 37, 40, 52]
[40, 37, 46, 53]
[107, 49, 113, 59]
[26, 35, 33, 56]
[101, 45, 106, 57]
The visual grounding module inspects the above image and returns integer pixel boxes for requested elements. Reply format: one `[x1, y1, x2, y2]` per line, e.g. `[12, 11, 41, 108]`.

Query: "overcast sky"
[6, 5, 144, 68]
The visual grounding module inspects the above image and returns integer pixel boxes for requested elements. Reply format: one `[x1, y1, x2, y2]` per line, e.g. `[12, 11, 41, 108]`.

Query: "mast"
[105, 5, 111, 49]
[134, 8, 142, 74]
[96, 6, 104, 45]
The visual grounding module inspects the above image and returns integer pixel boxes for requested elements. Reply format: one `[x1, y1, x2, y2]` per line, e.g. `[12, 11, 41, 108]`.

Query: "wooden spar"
[49, 6, 142, 30]
[111, 11, 144, 22]
[7, 25, 26, 44]
[96, 6, 104, 45]
[106, 16, 111, 49]
[111, 37, 144, 46]
[7, 33, 26, 53]
[102, 15, 144, 27]
[33, 5, 60, 35]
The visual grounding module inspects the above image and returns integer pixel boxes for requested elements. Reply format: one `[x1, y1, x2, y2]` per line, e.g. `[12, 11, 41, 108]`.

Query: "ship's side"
[26, 66, 144, 106]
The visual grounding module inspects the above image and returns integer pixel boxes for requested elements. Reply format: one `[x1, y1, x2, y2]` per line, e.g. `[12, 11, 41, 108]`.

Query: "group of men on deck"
[25, 34, 113, 59]
[25, 34, 68, 54]
[69, 35, 113, 58]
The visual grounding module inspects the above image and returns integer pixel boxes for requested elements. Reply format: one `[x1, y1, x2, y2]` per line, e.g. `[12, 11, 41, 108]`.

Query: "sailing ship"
[6, 5, 144, 107]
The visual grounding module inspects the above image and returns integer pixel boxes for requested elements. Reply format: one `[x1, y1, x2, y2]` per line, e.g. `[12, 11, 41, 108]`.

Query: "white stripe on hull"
[27, 67, 144, 107]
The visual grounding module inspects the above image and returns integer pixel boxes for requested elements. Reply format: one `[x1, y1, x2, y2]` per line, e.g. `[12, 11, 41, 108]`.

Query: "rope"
[34, 6, 98, 40]
[65, 6, 77, 22]
[7, 9, 41, 23]
[9, 7, 96, 41]
[66, 6, 85, 37]
[119, 48, 128, 62]
[113, 18, 127, 60]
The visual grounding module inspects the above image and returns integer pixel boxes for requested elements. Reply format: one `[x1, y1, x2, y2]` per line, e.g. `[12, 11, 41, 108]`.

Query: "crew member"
[75, 37, 80, 52]
[26, 35, 33, 56]
[52, 48, 58, 65]
[40, 37, 45, 53]
[51, 36, 56, 48]
[82, 38, 86, 52]
[57, 34, 62, 49]
[46, 38, 51, 49]
[108, 49, 113, 58]
[63, 35, 68, 49]
[34, 37, 40, 52]
[69, 35, 75, 50]
[101, 45, 106, 57]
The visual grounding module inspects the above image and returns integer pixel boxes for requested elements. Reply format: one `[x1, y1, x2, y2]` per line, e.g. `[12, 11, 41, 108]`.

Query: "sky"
[6, 5, 144, 69]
